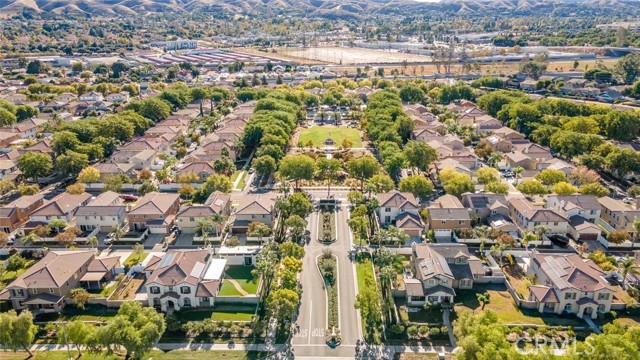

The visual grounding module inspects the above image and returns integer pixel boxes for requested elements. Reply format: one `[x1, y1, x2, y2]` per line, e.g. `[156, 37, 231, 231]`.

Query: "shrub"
[407, 325, 418, 338]
[418, 325, 429, 336]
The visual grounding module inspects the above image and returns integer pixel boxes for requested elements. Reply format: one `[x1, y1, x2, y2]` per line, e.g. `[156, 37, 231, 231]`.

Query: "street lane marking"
[308, 300, 313, 345]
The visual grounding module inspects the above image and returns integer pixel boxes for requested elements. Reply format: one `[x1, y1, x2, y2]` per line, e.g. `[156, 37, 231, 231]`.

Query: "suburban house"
[93, 163, 135, 181]
[178, 162, 216, 183]
[527, 252, 615, 319]
[2, 250, 95, 313]
[546, 195, 603, 241]
[231, 194, 276, 233]
[74, 191, 127, 233]
[144, 249, 225, 311]
[426, 194, 472, 240]
[0, 194, 44, 233]
[29, 192, 92, 223]
[80, 256, 122, 290]
[461, 193, 509, 224]
[376, 190, 421, 227]
[598, 196, 640, 235]
[508, 197, 569, 235]
[127, 192, 180, 233]
[406, 243, 484, 306]
[176, 192, 232, 234]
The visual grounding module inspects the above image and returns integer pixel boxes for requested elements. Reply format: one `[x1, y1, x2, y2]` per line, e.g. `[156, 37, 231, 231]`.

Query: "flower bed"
[318, 254, 339, 329]
[319, 210, 336, 243]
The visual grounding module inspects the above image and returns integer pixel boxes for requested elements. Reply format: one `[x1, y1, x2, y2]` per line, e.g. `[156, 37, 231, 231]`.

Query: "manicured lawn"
[219, 281, 244, 296]
[355, 253, 383, 343]
[124, 252, 148, 267]
[407, 306, 445, 324]
[0, 350, 269, 360]
[455, 285, 584, 327]
[231, 171, 248, 190]
[224, 266, 258, 295]
[36, 304, 119, 322]
[299, 126, 362, 147]
[175, 304, 256, 322]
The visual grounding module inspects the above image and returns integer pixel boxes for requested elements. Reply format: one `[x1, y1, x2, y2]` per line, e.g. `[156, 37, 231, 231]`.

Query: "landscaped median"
[318, 208, 336, 243]
[355, 252, 384, 343]
[317, 249, 340, 347]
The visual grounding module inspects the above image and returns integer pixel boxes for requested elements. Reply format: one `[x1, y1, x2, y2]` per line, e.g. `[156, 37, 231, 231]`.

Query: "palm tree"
[201, 230, 210, 248]
[195, 218, 212, 237]
[488, 152, 503, 168]
[389, 226, 409, 248]
[476, 292, 491, 311]
[112, 223, 126, 243]
[87, 236, 98, 249]
[521, 231, 538, 251]
[210, 214, 226, 238]
[513, 166, 525, 185]
[534, 225, 550, 247]
[618, 256, 640, 290]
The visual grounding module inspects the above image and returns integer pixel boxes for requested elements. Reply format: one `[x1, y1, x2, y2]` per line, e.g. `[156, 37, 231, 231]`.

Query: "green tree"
[615, 53, 640, 84]
[475, 167, 500, 184]
[398, 85, 425, 103]
[288, 192, 313, 218]
[101, 301, 165, 359]
[399, 175, 433, 199]
[403, 141, 437, 171]
[56, 150, 89, 176]
[248, 222, 272, 243]
[366, 174, 395, 194]
[0, 108, 16, 126]
[535, 168, 567, 186]
[59, 320, 93, 356]
[517, 180, 548, 197]
[267, 288, 299, 323]
[347, 155, 380, 190]
[132, 97, 171, 122]
[0, 310, 38, 357]
[315, 157, 341, 197]
[278, 155, 315, 189]
[15, 105, 38, 121]
[190, 87, 209, 117]
[439, 169, 474, 197]
[519, 60, 547, 80]
[17, 152, 52, 182]
[552, 181, 578, 195]
[484, 182, 508, 195]
[253, 155, 277, 177]
[69, 288, 90, 309]
[579, 182, 609, 197]
[279, 241, 305, 260]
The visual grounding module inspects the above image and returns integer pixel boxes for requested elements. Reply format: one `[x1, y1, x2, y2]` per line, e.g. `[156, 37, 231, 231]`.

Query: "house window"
[168, 286, 174, 292]
[31, 289, 37, 294]
[458, 220, 464, 225]
[428, 279, 435, 285]
[150, 287, 160, 294]
[597, 293, 610, 300]
[201, 297, 209, 305]
[183, 298, 191, 307]
[385, 208, 391, 212]
[49, 288, 54, 294]
[441, 220, 446, 224]
[564, 293, 575, 300]
[564, 304, 572, 312]
[461, 279, 472, 287]
[180, 286, 190, 294]
[190, 217, 195, 222]
[153, 298, 160, 307]
[427, 296, 439, 303]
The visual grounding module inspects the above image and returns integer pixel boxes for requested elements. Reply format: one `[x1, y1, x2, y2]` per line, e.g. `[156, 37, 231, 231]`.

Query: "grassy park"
[298, 126, 362, 148]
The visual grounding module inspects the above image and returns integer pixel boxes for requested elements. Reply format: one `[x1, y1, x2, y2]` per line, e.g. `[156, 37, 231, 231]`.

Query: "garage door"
[434, 229, 452, 240]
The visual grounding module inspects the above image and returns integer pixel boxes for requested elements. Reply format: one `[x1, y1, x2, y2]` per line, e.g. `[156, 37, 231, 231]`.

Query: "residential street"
[292, 195, 362, 358]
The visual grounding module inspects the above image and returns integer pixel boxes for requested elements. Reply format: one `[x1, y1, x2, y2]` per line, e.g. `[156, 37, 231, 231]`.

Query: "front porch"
[23, 293, 64, 314]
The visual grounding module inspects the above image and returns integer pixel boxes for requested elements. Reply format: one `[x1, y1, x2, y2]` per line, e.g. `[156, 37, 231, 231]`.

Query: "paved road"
[292, 197, 362, 357]
[293, 210, 328, 348]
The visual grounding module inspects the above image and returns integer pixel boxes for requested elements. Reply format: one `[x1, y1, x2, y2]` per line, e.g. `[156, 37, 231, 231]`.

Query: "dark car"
[548, 234, 570, 248]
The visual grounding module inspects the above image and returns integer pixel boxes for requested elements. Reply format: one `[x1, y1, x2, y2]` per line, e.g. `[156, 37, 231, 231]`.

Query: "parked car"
[548, 234, 570, 248]
[120, 194, 139, 201]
